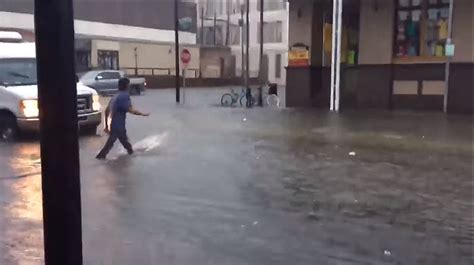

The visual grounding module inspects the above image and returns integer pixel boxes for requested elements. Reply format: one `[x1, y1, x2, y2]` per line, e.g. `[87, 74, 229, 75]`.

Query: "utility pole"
[245, 0, 250, 89]
[245, 0, 251, 107]
[134, 47, 138, 76]
[34, 0, 83, 264]
[200, 7, 204, 45]
[240, 5, 245, 79]
[259, 0, 264, 80]
[225, 10, 230, 46]
[213, 12, 217, 45]
[174, 0, 180, 103]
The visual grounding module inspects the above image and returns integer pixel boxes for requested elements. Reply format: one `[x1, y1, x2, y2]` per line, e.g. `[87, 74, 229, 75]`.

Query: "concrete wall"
[288, 0, 312, 47]
[358, 0, 395, 65]
[120, 42, 200, 76]
[89, 40, 200, 76]
[200, 47, 234, 78]
[287, 0, 323, 66]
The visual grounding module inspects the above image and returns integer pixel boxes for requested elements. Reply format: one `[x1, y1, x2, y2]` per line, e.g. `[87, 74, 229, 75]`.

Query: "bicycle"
[221, 88, 245, 107]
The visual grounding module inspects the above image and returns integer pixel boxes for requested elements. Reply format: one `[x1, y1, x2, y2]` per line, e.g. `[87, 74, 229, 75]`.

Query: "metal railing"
[123, 67, 200, 78]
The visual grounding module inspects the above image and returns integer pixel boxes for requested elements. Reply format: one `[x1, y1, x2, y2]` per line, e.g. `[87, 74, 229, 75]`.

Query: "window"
[394, 0, 451, 58]
[97, 71, 120, 80]
[258, 21, 283, 43]
[75, 51, 91, 72]
[242, 22, 248, 44]
[275, 54, 282, 78]
[229, 25, 241, 45]
[231, 0, 242, 14]
[257, 0, 286, 11]
[217, 0, 224, 15]
[204, 0, 224, 16]
[0, 58, 37, 86]
[97, 50, 119, 70]
[202, 26, 224, 46]
[205, 0, 215, 16]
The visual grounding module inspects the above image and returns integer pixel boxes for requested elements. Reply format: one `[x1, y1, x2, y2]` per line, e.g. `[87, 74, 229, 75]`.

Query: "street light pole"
[34, 0, 83, 263]
[200, 7, 204, 45]
[134, 47, 138, 76]
[240, 6, 245, 79]
[226, 10, 230, 46]
[213, 12, 217, 45]
[259, 0, 264, 79]
[245, 0, 250, 89]
[244, 0, 251, 107]
[174, 0, 180, 103]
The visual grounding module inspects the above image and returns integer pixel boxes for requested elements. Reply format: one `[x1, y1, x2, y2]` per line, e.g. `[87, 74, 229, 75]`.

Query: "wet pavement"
[0, 88, 472, 265]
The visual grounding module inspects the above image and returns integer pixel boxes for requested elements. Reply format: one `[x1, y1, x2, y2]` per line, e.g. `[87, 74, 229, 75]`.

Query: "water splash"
[133, 133, 168, 152]
[119, 132, 168, 155]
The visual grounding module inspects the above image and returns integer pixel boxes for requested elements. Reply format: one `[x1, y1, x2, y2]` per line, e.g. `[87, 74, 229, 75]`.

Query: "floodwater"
[0, 88, 472, 264]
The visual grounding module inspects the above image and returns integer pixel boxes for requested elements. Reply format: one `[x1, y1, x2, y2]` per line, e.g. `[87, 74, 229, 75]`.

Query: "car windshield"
[79, 71, 101, 81]
[0, 58, 37, 86]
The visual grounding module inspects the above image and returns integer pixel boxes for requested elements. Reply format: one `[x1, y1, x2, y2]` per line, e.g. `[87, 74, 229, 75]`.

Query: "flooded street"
[0, 88, 472, 264]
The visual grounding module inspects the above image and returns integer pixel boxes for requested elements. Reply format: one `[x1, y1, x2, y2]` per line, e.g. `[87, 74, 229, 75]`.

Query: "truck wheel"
[0, 113, 18, 142]
[131, 86, 141, 95]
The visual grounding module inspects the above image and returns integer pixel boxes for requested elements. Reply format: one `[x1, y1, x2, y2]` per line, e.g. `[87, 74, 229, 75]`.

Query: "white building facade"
[198, 0, 289, 85]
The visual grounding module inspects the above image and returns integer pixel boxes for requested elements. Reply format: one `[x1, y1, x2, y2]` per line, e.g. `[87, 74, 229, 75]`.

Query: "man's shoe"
[96, 154, 106, 160]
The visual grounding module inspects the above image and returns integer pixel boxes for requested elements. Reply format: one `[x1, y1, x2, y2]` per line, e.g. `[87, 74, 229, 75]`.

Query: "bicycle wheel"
[239, 95, 245, 107]
[221, 94, 234, 106]
[266, 94, 280, 108]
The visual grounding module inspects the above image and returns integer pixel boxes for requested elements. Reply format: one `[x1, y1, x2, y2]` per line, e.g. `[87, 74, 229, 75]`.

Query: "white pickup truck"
[0, 33, 102, 141]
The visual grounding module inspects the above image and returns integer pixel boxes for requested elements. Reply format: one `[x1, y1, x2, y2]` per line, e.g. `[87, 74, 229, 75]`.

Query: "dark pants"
[245, 87, 252, 108]
[97, 131, 133, 158]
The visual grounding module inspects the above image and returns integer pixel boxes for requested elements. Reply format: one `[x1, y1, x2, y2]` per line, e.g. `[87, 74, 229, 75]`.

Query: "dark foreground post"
[174, 0, 181, 103]
[34, 0, 83, 263]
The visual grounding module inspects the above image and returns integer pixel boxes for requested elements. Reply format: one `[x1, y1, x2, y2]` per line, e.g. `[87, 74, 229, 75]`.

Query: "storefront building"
[286, 0, 473, 113]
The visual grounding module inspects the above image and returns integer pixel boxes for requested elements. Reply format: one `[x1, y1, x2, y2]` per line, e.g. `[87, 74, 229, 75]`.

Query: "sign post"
[180, 49, 191, 104]
[174, 0, 180, 103]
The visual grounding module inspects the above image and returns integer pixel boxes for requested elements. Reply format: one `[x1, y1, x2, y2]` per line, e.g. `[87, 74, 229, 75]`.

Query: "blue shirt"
[109, 91, 131, 133]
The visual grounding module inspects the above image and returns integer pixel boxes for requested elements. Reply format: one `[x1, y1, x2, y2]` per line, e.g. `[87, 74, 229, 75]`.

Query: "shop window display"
[322, 8, 360, 66]
[395, 0, 450, 58]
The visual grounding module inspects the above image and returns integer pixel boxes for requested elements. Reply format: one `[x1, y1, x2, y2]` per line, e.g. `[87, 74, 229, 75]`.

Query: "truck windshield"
[0, 58, 37, 86]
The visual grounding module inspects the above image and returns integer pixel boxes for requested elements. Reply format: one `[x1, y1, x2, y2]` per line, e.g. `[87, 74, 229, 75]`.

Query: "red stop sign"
[180, 49, 191, 64]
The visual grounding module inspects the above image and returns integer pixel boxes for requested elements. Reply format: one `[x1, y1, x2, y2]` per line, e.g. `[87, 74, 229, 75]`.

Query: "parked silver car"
[79, 70, 146, 96]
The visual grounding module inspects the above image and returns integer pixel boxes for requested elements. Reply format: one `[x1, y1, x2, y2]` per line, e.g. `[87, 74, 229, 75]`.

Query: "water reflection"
[8, 144, 42, 221]
[4, 144, 44, 264]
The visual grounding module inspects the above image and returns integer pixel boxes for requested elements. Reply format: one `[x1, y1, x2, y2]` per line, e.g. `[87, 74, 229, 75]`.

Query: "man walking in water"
[96, 77, 149, 159]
